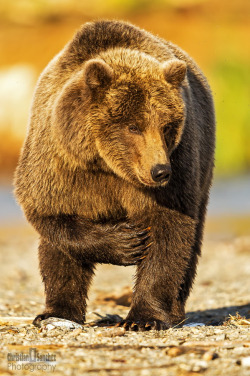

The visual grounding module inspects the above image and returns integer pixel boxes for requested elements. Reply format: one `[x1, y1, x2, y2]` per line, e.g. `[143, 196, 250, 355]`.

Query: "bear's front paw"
[116, 319, 170, 331]
[33, 313, 54, 327]
[33, 312, 84, 327]
[114, 224, 152, 266]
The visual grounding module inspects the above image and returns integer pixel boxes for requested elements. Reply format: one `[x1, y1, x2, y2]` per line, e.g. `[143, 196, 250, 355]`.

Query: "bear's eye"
[163, 124, 171, 134]
[128, 125, 141, 134]
[164, 121, 179, 133]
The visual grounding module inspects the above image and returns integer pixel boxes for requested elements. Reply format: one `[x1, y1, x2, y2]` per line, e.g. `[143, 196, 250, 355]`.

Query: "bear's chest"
[72, 171, 153, 220]
[70, 171, 125, 220]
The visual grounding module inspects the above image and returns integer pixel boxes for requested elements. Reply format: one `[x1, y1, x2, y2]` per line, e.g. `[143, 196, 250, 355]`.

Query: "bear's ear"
[84, 59, 113, 89]
[162, 59, 187, 86]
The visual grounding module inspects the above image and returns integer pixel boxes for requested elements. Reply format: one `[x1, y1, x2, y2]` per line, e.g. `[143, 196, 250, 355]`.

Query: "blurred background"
[0, 0, 249, 238]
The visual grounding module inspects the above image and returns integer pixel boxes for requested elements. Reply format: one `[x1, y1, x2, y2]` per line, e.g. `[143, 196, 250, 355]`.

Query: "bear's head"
[52, 49, 187, 188]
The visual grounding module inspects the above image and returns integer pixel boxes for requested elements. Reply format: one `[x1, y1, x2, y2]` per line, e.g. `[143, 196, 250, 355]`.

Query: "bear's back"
[59, 20, 174, 72]
[47, 20, 210, 100]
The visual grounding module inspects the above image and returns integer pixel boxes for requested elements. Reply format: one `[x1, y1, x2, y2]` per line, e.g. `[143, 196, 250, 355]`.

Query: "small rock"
[41, 317, 83, 331]
[166, 347, 185, 358]
[167, 347, 184, 357]
[241, 357, 250, 367]
[192, 360, 208, 372]
[45, 324, 56, 331]
[68, 328, 83, 337]
[97, 327, 126, 337]
[203, 351, 219, 361]
[179, 363, 192, 372]
[215, 333, 226, 341]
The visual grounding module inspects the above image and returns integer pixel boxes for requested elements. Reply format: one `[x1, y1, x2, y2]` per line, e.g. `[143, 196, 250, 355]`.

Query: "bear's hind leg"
[33, 239, 95, 326]
[179, 191, 210, 304]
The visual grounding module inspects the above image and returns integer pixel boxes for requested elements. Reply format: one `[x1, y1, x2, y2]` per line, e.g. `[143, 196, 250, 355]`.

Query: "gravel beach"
[0, 225, 249, 375]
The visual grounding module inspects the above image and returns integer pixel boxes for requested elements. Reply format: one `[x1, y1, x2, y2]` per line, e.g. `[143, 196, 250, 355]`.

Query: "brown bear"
[14, 20, 215, 330]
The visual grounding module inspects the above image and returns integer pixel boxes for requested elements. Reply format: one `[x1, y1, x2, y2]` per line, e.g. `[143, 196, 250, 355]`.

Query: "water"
[0, 186, 24, 224]
[0, 175, 249, 225]
[208, 175, 250, 216]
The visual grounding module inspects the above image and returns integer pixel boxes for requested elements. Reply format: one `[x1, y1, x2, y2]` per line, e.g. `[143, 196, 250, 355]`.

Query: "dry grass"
[223, 313, 250, 327]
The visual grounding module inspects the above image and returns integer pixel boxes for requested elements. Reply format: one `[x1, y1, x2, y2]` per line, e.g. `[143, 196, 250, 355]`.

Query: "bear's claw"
[115, 319, 169, 331]
[33, 313, 52, 327]
[117, 224, 152, 265]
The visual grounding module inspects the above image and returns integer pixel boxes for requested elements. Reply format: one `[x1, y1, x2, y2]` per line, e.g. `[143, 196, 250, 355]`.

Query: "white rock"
[192, 360, 208, 372]
[41, 317, 83, 330]
[242, 357, 250, 367]
[183, 322, 205, 327]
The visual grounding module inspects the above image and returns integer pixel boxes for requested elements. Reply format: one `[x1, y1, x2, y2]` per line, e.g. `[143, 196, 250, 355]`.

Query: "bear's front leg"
[119, 209, 196, 331]
[27, 211, 151, 267]
[33, 239, 95, 326]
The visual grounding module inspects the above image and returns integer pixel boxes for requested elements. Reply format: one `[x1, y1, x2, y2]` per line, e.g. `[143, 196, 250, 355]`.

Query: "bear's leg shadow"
[119, 209, 196, 331]
[33, 238, 95, 326]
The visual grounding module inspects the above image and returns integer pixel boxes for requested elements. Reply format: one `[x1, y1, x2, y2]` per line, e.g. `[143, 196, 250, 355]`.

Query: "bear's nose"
[151, 164, 172, 183]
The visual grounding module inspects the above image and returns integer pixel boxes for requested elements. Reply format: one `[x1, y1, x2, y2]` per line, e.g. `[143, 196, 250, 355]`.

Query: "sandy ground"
[0, 225, 249, 376]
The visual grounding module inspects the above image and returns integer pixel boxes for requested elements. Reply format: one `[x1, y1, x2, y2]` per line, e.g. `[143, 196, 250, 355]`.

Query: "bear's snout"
[151, 164, 172, 184]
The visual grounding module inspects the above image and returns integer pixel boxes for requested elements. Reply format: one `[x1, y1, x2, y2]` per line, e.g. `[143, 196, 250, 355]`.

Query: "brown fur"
[14, 20, 215, 330]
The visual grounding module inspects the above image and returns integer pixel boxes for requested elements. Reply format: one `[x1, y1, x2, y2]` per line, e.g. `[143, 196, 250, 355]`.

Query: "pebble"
[215, 333, 226, 341]
[241, 357, 250, 367]
[41, 317, 83, 331]
[192, 360, 208, 372]
[203, 351, 219, 361]
[45, 324, 56, 331]
[97, 327, 126, 337]
[167, 347, 184, 357]
[67, 328, 83, 337]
